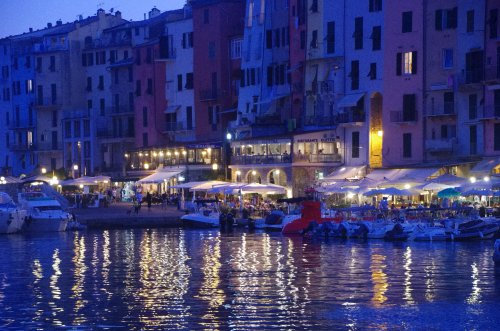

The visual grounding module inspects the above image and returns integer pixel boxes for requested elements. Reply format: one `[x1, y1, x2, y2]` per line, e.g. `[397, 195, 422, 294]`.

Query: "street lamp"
[73, 164, 79, 178]
[41, 167, 47, 174]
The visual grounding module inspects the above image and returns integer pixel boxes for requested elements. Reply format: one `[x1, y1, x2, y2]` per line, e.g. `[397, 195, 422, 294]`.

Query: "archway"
[245, 170, 262, 184]
[267, 168, 287, 186]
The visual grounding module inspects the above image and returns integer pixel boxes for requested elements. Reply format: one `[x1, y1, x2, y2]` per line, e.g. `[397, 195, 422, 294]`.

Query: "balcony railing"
[294, 153, 341, 163]
[157, 48, 176, 60]
[34, 142, 63, 151]
[425, 139, 456, 152]
[164, 122, 193, 132]
[199, 89, 219, 101]
[35, 97, 61, 107]
[97, 128, 134, 139]
[458, 70, 483, 85]
[480, 105, 500, 119]
[9, 143, 34, 151]
[337, 111, 365, 123]
[304, 115, 336, 127]
[231, 154, 292, 165]
[426, 103, 456, 117]
[109, 106, 134, 115]
[390, 110, 418, 123]
[483, 67, 500, 82]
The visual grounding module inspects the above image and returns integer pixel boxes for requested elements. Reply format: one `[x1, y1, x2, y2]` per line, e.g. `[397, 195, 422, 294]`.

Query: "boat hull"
[0, 209, 26, 234]
[180, 214, 219, 228]
[23, 215, 69, 232]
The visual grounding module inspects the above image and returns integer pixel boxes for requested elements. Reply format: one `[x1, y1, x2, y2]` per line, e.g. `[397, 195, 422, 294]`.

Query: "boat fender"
[450, 233, 454, 241]
[479, 231, 484, 239]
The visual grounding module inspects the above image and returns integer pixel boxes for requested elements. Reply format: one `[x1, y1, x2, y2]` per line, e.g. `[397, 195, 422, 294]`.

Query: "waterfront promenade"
[73, 202, 184, 229]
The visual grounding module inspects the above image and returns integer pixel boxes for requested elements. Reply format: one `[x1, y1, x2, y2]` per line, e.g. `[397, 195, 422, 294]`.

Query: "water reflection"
[0, 231, 499, 330]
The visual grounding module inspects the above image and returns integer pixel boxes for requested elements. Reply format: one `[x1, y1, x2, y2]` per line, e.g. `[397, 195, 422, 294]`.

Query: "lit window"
[404, 51, 413, 74]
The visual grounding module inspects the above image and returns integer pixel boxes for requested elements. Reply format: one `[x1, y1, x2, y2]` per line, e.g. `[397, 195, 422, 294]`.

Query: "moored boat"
[0, 192, 27, 234]
[18, 192, 70, 232]
[180, 199, 220, 228]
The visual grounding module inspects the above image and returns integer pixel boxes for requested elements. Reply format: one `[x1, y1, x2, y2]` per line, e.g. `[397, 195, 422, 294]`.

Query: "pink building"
[192, 0, 244, 142]
[133, 41, 167, 148]
[382, 0, 424, 166]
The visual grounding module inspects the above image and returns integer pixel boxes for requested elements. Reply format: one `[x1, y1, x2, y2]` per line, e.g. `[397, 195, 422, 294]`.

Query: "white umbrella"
[239, 182, 287, 194]
[421, 182, 453, 191]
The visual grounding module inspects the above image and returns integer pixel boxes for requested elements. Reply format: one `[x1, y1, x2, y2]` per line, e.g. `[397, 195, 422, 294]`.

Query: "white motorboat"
[411, 223, 449, 241]
[18, 192, 71, 232]
[180, 199, 221, 228]
[0, 192, 27, 234]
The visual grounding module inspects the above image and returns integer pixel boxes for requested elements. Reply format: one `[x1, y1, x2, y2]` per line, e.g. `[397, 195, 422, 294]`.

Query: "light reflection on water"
[0, 230, 499, 330]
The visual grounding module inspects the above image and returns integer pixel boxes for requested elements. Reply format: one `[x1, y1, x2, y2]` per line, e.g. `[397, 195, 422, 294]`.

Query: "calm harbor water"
[0, 229, 499, 330]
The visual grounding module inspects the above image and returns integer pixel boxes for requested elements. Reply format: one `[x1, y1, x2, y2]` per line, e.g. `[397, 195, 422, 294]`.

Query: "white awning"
[164, 105, 181, 114]
[365, 167, 440, 186]
[321, 166, 367, 182]
[337, 93, 364, 108]
[470, 157, 500, 177]
[137, 170, 183, 184]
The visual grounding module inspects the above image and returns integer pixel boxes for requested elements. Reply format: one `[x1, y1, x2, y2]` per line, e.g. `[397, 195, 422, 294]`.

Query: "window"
[64, 122, 71, 138]
[369, 0, 382, 12]
[267, 66, 273, 86]
[51, 84, 57, 103]
[186, 106, 193, 130]
[203, 8, 209, 24]
[114, 71, 119, 84]
[326, 21, 335, 54]
[396, 51, 417, 75]
[350, 60, 359, 90]
[136, 80, 141, 96]
[352, 131, 360, 158]
[52, 110, 57, 127]
[36, 57, 42, 72]
[136, 49, 141, 65]
[403, 94, 417, 121]
[468, 94, 477, 120]
[86, 77, 92, 91]
[470, 125, 477, 154]
[372, 26, 381, 50]
[177, 74, 183, 91]
[98, 75, 104, 90]
[467, 10, 474, 33]
[490, 9, 498, 39]
[143, 107, 148, 127]
[495, 90, 500, 117]
[129, 92, 134, 112]
[368, 63, 377, 80]
[275, 29, 281, 48]
[147, 78, 153, 94]
[87, 99, 93, 111]
[100, 98, 105, 116]
[310, 30, 318, 49]
[465, 50, 483, 83]
[208, 42, 215, 59]
[403, 133, 412, 158]
[128, 67, 133, 82]
[354, 17, 363, 50]
[435, 8, 457, 31]
[310, 0, 318, 12]
[74, 120, 81, 138]
[143, 133, 148, 147]
[266, 30, 273, 49]
[442, 49, 453, 68]
[49, 56, 55, 71]
[185, 73, 193, 89]
[146, 48, 152, 64]
[231, 38, 242, 59]
[402, 11, 412, 33]
[495, 124, 500, 151]
[83, 120, 90, 137]
[444, 92, 454, 114]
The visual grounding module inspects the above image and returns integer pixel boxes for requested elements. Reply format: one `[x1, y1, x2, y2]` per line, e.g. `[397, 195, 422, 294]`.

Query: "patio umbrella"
[421, 182, 453, 191]
[428, 173, 467, 186]
[437, 187, 460, 198]
[461, 189, 493, 197]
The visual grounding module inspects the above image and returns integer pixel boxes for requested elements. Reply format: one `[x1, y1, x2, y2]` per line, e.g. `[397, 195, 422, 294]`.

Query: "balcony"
[199, 89, 219, 101]
[35, 97, 61, 109]
[97, 128, 134, 139]
[425, 103, 456, 117]
[110, 106, 134, 115]
[304, 115, 336, 127]
[157, 48, 176, 61]
[231, 154, 291, 165]
[164, 122, 193, 132]
[480, 105, 500, 120]
[390, 110, 418, 123]
[483, 66, 500, 83]
[9, 143, 34, 151]
[458, 70, 483, 91]
[34, 142, 63, 151]
[337, 111, 365, 124]
[425, 138, 457, 153]
[294, 153, 341, 163]
[9, 122, 35, 131]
